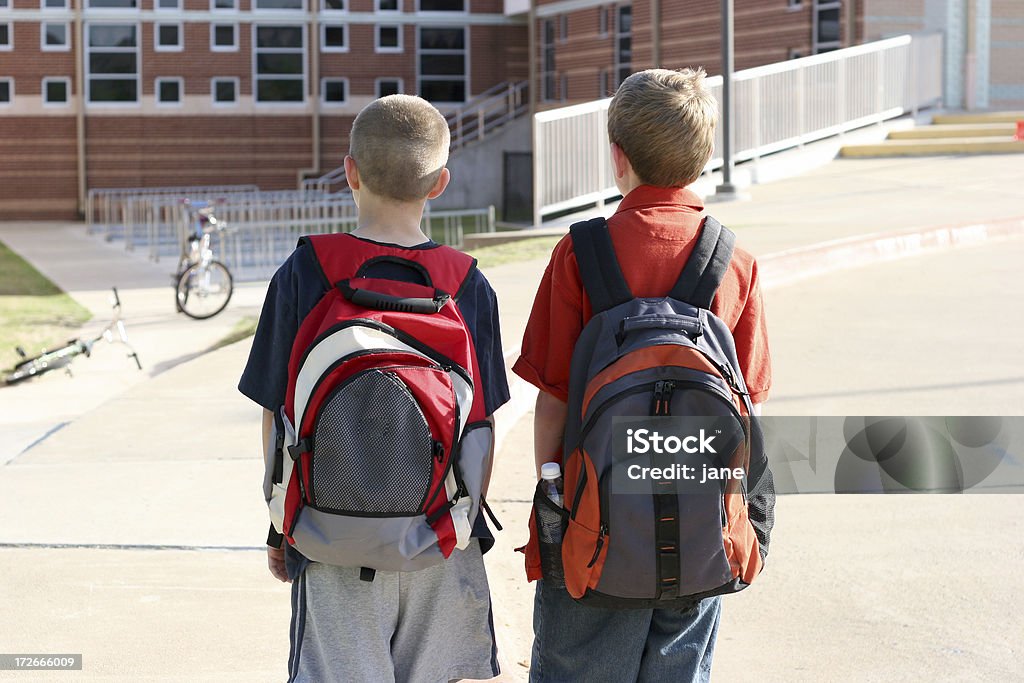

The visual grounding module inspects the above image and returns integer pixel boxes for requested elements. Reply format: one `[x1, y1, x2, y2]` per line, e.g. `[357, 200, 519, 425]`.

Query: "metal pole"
[714, 0, 737, 198]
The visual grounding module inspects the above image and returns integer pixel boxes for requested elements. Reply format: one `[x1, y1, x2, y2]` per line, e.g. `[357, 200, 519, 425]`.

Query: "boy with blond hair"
[515, 68, 773, 682]
[240, 95, 509, 683]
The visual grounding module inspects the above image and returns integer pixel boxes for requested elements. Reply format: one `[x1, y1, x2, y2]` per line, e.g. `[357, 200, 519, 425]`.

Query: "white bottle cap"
[540, 462, 562, 480]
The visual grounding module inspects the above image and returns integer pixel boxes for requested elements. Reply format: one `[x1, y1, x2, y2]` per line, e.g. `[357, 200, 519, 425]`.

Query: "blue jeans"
[530, 580, 721, 683]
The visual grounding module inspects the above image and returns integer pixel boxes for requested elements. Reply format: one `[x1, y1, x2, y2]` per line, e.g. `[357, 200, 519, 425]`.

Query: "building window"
[43, 77, 70, 105]
[813, 0, 841, 53]
[43, 0, 69, 8]
[87, 24, 139, 103]
[599, 6, 608, 38]
[560, 73, 568, 101]
[0, 79, 12, 104]
[559, 15, 567, 43]
[155, 23, 183, 52]
[254, 25, 305, 103]
[211, 23, 237, 51]
[42, 22, 70, 51]
[788, 48, 804, 60]
[155, 77, 182, 104]
[376, 25, 402, 52]
[322, 0, 345, 9]
[322, 77, 347, 104]
[255, 0, 303, 9]
[156, 0, 180, 9]
[212, 0, 236, 8]
[788, 0, 803, 9]
[212, 77, 238, 104]
[0, 23, 11, 51]
[615, 5, 632, 86]
[322, 24, 347, 52]
[88, 0, 138, 8]
[599, 68, 610, 97]
[418, 26, 465, 103]
[377, 0, 397, 10]
[419, 0, 463, 10]
[376, 78, 402, 98]
[541, 19, 555, 102]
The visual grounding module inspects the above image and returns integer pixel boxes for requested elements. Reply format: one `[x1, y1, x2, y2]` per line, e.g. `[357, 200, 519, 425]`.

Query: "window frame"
[0, 22, 12, 52]
[42, 76, 72, 106]
[375, 77, 403, 98]
[253, 0, 306, 10]
[0, 77, 13, 106]
[375, 0, 398, 11]
[321, 23, 348, 53]
[211, 76, 240, 106]
[41, 21, 71, 52]
[813, 0, 842, 53]
[41, 0, 69, 9]
[375, 24, 403, 53]
[321, 0, 347, 11]
[252, 23, 307, 105]
[86, 0, 140, 9]
[416, 25, 467, 105]
[155, 0, 181, 10]
[85, 22, 141, 106]
[155, 76, 184, 106]
[320, 76, 348, 105]
[154, 22, 184, 53]
[211, 0, 237, 10]
[211, 22, 238, 52]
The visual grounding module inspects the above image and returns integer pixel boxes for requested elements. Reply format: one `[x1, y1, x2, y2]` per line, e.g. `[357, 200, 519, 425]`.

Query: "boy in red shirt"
[514, 68, 771, 682]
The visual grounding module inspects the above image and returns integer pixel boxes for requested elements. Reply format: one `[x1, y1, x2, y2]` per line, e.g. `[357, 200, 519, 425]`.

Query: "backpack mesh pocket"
[310, 369, 433, 514]
[534, 482, 569, 584]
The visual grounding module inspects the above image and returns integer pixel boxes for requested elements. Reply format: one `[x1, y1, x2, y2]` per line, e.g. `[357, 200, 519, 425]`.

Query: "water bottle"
[541, 462, 564, 508]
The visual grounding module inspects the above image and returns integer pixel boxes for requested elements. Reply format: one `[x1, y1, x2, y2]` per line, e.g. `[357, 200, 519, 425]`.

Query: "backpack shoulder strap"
[669, 215, 736, 310]
[569, 217, 633, 314]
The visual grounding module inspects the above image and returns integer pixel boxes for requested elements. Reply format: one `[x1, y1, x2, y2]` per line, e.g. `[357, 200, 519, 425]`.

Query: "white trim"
[0, 77, 13, 105]
[210, 22, 238, 51]
[320, 22, 348, 52]
[320, 76, 348, 105]
[154, 76, 183, 105]
[375, 23, 402, 53]
[211, 76, 239, 105]
[42, 76, 71, 106]
[252, 22, 307, 106]
[154, 21, 184, 51]
[375, 77, 403, 97]
[85, 21, 141, 106]
[41, 21, 71, 51]
[0, 21, 12, 51]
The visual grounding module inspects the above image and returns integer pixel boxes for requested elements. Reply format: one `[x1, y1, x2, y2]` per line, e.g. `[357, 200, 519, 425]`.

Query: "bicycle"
[4, 288, 142, 386]
[175, 200, 234, 320]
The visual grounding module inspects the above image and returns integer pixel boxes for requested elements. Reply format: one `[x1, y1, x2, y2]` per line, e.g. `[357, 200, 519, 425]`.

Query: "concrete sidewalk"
[2, 153, 1024, 680]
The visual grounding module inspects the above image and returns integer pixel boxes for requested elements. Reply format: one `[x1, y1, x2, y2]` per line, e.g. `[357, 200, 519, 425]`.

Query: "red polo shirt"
[513, 185, 771, 404]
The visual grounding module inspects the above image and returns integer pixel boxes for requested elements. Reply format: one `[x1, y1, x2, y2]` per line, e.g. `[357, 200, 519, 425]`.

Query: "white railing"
[533, 33, 944, 225]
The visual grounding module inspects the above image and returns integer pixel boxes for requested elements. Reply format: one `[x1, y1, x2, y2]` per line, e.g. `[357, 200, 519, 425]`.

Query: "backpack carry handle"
[619, 314, 703, 340]
[338, 281, 450, 314]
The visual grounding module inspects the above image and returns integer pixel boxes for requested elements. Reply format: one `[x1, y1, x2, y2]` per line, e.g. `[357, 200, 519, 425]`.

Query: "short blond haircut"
[607, 68, 718, 187]
[349, 94, 451, 202]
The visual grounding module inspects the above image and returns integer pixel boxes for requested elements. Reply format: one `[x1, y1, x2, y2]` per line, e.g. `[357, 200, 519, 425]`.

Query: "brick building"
[530, 0, 858, 107]
[0, 1, 528, 219]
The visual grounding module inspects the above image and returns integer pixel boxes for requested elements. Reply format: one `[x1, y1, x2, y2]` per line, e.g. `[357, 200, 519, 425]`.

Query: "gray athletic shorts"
[287, 540, 500, 683]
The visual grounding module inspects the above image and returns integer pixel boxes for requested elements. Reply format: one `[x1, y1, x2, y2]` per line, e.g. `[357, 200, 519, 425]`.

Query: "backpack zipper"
[586, 523, 608, 568]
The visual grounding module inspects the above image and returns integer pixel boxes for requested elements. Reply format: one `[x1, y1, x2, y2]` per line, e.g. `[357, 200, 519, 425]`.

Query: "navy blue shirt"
[238, 236, 510, 572]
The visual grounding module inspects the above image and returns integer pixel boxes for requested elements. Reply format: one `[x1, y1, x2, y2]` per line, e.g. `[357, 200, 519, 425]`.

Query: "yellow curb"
[888, 123, 1015, 140]
[931, 111, 1024, 125]
[840, 137, 1024, 157]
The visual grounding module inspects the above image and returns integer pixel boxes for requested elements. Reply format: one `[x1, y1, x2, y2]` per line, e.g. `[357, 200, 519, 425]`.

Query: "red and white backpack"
[264, 234, 493, 571]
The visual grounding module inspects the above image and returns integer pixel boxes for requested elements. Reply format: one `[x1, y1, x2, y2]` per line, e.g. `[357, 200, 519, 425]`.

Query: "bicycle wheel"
[4, 353, 73, 385]
[176, 260, 233, 320]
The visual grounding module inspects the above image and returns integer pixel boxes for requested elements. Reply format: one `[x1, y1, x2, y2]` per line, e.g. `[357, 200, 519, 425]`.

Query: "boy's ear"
[610, 143, 632, 180]
[343, 155, 360, 191]
[425, 167, 450, 201]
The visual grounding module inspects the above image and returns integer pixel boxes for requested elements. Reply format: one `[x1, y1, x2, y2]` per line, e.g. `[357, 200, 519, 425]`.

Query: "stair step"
[931, 111, 1024, 125]
[888, 123, 1015, 140]
[840, 137, 1024, 158]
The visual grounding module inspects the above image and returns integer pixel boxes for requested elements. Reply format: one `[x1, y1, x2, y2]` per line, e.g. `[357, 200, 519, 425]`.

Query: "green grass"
[208, 315, 259, 352]
[469, 236, 563, 269]
[0, 241, 92, 372]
